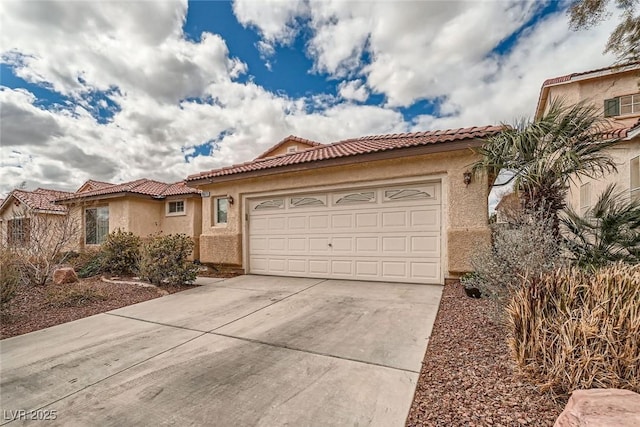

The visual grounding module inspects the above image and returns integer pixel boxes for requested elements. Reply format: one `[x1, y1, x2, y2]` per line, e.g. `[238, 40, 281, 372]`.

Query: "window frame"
[604, 93, 640, 117]
[631, 156, 640, 202]
[166, 199, 186, 216]
[85, 206, 109, 245]
[7, 217, 30, 247]
[580, 182, 591, 215]
[213, 197, 229, 226]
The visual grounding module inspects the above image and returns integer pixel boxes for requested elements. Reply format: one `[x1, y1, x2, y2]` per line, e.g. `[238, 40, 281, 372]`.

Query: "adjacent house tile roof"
[187, 126, 503, 182]
[541, 61, 640, 87]
[58, 178, 200, 202]
[601, 118, 640, 140]
[255, 135, 324, 160]
[1, 188, 74, 214]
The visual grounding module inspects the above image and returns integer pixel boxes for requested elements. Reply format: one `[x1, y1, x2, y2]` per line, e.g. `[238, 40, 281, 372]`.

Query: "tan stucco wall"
[544, 71, 640, 212]
[68, 196, 201, 259]
[567, 138, 640, 211]
[545, 71, 640, 128]
[195, 149, 491, 279]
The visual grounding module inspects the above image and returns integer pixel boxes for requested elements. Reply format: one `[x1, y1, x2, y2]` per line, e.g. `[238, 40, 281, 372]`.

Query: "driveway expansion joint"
[209, 331, 420, 374]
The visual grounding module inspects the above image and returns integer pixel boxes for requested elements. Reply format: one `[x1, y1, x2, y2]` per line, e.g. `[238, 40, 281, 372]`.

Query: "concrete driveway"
[0, 275, 442, 426]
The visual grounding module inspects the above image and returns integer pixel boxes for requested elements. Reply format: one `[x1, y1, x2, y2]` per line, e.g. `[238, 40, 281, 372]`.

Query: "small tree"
[473, 99, 617, 237]
[3, 207, 81, 286]
[562, 184, 640, 267]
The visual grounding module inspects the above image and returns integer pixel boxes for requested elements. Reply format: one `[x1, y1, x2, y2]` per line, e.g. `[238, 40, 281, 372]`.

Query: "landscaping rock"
[53, 267, 79, 285]
[554, 389, 640, 427]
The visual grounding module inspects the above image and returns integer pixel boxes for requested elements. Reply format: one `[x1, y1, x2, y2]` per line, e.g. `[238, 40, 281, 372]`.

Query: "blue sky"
[0, 0, 619, 200]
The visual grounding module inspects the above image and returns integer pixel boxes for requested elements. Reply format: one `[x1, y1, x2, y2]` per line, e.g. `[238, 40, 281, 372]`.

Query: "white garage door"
[247, 182, 442, 284]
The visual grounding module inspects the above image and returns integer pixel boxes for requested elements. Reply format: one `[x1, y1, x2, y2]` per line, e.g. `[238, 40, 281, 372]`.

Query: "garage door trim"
[241, 174, 449, 284]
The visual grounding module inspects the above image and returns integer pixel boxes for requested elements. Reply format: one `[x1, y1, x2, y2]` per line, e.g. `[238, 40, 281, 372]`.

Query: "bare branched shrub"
[4, 208, 81, 286]
[464, 208, 562, 308]
[507, 263, 640, 395]
[0, 249, 20, 311]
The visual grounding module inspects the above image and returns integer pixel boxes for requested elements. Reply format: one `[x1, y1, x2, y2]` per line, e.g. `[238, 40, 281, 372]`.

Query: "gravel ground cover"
[0, 277, 196, 339]
[407, 282, 565, 426]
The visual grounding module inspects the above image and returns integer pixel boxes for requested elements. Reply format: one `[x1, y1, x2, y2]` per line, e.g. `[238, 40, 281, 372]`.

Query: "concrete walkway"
[0, 275, 442, 426]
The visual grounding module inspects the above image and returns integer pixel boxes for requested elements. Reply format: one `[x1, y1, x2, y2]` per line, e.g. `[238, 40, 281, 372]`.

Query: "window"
[214, 197, 228, 225]
[580, 182, 591, 215]
[286, 145, 298, 154]
[167, 200, 185, 215]
[7, 218, 29, 247]
[604, 93, 640, 117]
[85, 206, 109, 245]
[631, 156, 640, 202]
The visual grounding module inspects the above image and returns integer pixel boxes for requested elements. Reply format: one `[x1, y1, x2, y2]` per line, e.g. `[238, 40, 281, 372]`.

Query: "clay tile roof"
[254, 135, 324, 160]
[6, 188, 74, 213]
[600, 118, 640, 140]
[187, 125, 503, 182]
[58, 178, 200, 202]
[541, 61, 640, 87]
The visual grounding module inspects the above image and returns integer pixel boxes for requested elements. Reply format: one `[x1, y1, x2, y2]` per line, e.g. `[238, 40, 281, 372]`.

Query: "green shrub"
[0, 250, 20, 311]
[101, 229, 141, 275]
[139, 234, 198, 286]
[507, 263, 640, 395]
[46, 283, 108, 307]
[562, 184, 640, 267]
[70, 250, 106, 278]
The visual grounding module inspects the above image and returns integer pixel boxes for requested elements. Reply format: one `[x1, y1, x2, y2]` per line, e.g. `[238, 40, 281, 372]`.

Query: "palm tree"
[562, 184, 640, 266]
[473, 99, 619, 234]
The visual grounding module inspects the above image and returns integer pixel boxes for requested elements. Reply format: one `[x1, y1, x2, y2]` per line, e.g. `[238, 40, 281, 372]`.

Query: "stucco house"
[186, 126, 503, 284]
[536, 62, 640, 213]
[0, 188, 75, 249]
[56, 179, 202, 258]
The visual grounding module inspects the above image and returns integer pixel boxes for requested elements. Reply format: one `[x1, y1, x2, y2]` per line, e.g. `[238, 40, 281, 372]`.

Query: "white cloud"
[0, 0, 624, 199]
[338, 80, 369, 102]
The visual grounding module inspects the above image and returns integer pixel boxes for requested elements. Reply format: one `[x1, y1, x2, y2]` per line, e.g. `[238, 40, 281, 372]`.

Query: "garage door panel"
[288, 216, 307, 229]
[309, 215, 329, 229]
[382, 261, 407, 278]
[355, 212, 378, 228]
[382, 236, 407, 252]
[355, 261, 379, 277]
[381, 211, 406, 227]
[288, 238, 306, 252]
[309, 260, 329, 274]
[331, 260, 353, 275]
[287, 259, 306, 273]
[248, 182, 442, 284]
[331, 214, 353, 228]
[331, 237, 353, 252]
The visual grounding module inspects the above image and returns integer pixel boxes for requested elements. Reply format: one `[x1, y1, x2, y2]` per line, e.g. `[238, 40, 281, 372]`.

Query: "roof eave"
[187, 138, 485, 187]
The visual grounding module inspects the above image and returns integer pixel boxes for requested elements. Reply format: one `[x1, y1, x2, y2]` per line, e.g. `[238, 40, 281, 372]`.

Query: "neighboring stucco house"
[186, 127, 502, 284]
[536, 62, 640, 213]
[0, 188, 75, 249]
[57, 179, 202, 258]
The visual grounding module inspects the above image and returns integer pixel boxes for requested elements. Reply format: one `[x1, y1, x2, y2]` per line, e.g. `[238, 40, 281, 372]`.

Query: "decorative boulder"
[53, 267, 79, 285]
[554, 389, 640, 427]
